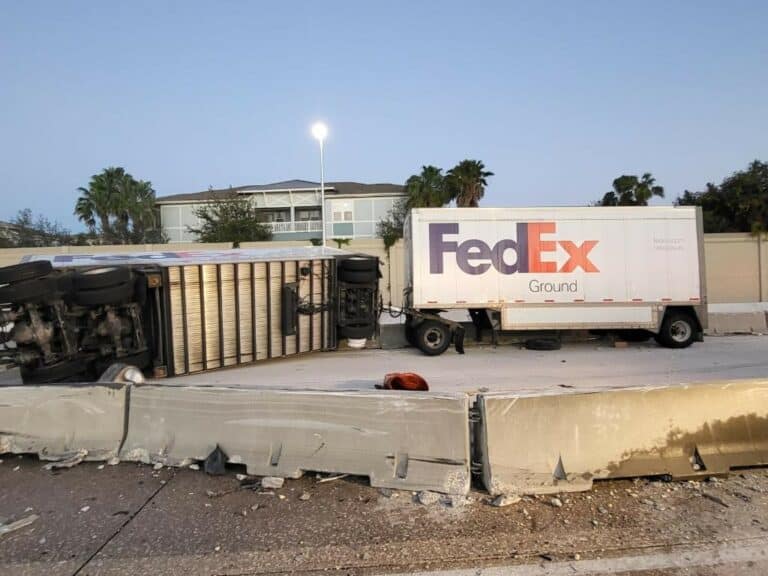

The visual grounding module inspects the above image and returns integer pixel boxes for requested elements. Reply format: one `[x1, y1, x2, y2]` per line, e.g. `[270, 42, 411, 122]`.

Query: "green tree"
[0, 209, 76, 248]
[597, 173, 665, 206]
[376, 199, 407, 251]
[188, 193, 272, 247]
[75, 167, 165, 244]
[405, 165, 450, 209]
[446, 159, 494, 207]
[676, 160, 768, 234]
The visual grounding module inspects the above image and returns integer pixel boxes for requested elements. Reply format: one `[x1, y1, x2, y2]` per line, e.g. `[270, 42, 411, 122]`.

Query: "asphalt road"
[1, 457, 767, 575]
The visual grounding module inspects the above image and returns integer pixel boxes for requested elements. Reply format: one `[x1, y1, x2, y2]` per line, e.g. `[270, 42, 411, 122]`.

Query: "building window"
[296, 207, 321, 221]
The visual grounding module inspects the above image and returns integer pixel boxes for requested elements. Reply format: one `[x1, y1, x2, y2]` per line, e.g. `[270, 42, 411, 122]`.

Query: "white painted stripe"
[387, 538, 768, 576]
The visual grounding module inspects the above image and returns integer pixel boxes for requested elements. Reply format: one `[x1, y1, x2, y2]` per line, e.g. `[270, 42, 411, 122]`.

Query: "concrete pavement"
[157, 335, 768, 394]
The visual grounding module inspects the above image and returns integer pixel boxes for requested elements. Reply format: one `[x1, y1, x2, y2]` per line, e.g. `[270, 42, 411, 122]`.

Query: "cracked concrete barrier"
[477, 380, 768, 496]
[0, 384, 127, 461]
[120, 386, 471, 494]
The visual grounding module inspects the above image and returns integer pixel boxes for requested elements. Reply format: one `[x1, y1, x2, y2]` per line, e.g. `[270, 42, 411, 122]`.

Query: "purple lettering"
[429, 223, 459, 273]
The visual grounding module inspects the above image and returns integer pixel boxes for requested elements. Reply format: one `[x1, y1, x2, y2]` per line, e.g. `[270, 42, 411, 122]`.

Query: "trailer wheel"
[0, 275, 68, 304]
[655, 312, 696, 349]
[74, 267, 132, 290]
[338, 257, 378, 272]
[415, 320, 451, 356]
[74, 281, 134, 307]
[339, 324, 374, 339]
[0, 261, 53, 285]
[338, 268, 378, 284]
[20, 358, 91, 383]
[95, 349, 152, 377]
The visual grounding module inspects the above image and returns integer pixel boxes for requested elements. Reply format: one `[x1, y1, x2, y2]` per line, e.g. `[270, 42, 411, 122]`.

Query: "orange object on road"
[381, 372, 429, 391]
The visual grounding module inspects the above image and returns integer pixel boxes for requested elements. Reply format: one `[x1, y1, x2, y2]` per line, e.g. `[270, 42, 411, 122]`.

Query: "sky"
[1, 1, 767, 229]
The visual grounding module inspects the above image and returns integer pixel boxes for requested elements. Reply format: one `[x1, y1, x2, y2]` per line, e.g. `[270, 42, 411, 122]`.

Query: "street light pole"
[311, 122, 328, 247]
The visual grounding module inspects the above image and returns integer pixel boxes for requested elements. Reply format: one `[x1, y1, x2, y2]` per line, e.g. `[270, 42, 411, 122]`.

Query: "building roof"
[156, 180, 404, 204]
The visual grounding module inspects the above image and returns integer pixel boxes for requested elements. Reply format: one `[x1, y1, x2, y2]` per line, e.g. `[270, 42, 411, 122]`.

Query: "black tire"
[0, 275, 68, 304]
[338, 269, 378, 284]
[74, 267, 132, 290]
[74, 281, 134, 307]
[339, 257, 378, 272]
[20, 358, 91, 383]
[655, 312, 696, 349]
[415, 320, 451, 356]
[616, 329, 652, 342]
[95, 349, 152, 377]
[339, 324, 374, 339]
[0, 261, 53, 285]
[525, 338, 562, 351]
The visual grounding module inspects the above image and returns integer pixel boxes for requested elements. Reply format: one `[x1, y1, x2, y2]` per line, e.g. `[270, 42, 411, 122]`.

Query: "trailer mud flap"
[119, 386, 471, 494]
[0, 384, 127, 461]
[477, 380, 768, 496]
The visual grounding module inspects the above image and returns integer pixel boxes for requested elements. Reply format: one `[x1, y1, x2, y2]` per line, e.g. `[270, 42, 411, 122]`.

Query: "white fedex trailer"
[403, 206, 707, 355]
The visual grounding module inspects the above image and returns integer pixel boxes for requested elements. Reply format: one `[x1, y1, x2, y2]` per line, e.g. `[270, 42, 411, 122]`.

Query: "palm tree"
[599, 173, 664, 206]
[446, 160, 494, 207]
[75, 167, 126, 241]
[405, 165, 448, 209]
[74, 167, 164, 244]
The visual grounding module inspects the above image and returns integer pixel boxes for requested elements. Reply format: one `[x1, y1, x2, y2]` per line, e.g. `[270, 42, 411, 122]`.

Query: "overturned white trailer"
[0, 247, 379, 382]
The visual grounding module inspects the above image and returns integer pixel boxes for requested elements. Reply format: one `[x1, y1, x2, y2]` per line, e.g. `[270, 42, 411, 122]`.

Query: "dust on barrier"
[477, 379, 768, 496]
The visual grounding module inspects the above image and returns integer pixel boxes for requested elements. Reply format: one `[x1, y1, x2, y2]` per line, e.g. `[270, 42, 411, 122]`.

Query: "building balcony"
[265, 220, 323, 234]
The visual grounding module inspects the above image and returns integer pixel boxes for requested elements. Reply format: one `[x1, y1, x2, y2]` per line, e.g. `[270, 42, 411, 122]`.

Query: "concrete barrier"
[707, 312, 768, 334]
[0, 384, 127, 461]
[120, 386, 470, 494]
[477, 380, 768, 496]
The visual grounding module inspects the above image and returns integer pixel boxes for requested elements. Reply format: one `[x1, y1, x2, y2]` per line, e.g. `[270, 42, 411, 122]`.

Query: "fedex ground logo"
[429, 222, 599, 275]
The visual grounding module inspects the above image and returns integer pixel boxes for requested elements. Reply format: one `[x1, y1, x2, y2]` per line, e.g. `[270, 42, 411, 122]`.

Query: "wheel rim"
[670, 320, 692, 343]
[423, 327, 445, 349]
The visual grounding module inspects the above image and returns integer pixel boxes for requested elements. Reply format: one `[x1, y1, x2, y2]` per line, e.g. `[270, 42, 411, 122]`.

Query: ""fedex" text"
[429, 222, 599, 275]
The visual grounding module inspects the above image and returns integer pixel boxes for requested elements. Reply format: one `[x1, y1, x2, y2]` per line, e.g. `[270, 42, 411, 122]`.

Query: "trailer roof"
[24, 246, 350, 267]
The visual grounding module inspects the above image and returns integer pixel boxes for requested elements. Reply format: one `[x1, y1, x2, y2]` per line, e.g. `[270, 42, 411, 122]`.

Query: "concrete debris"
[80, 506, 90, 513]
[97, 464, 105, 470]
[42, 449, 89, 471]
[417, 491, 440, 505]
[299, 492, 311, 501]
[250, 504, 259, 511]
[491, 494, 522, 507]
[278, 494, 286, 500]
[153, 462, 163, 471]
[0, 514, 39, 537]
[13, 466, 20, 472]
[235, 474, 248, 481]
[443, 494, 469, 508]
[107, 457, 120, 466]
[261, 477, 284, 489]
[702, 492, 730, 508]
[550, 497, 563, 508]
[188, 464, 200, 471]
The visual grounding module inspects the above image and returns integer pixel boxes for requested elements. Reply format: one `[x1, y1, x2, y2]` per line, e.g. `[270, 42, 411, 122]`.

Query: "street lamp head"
[311, 122, 328, 142]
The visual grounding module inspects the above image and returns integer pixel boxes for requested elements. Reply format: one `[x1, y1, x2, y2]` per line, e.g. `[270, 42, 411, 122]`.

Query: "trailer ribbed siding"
[166, 258, 332, 376]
